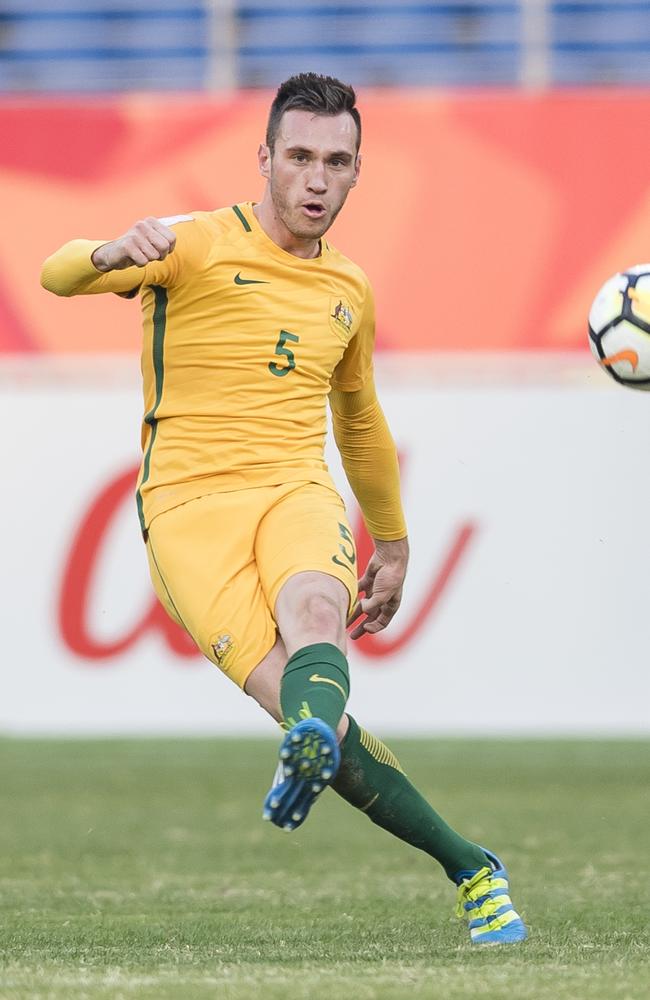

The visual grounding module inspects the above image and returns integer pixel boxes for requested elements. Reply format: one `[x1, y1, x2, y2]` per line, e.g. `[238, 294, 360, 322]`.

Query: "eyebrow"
[285, 146, 354, 161]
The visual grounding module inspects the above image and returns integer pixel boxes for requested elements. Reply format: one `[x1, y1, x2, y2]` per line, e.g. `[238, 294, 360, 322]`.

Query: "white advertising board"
[2, 356, 648, 735]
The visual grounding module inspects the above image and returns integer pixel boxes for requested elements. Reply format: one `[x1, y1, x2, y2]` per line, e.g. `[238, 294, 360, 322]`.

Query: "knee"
[297, 589, 343, 637]
[284, 587, 347, 651]
[275, 572, 349, 654]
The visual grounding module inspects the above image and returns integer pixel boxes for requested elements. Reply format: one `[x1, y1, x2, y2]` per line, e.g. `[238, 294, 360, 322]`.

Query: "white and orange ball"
[589, 265, 650, 389]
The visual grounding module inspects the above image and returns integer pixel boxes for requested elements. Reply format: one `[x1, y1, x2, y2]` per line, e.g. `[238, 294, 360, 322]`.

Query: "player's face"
[260, 109, 360, 241]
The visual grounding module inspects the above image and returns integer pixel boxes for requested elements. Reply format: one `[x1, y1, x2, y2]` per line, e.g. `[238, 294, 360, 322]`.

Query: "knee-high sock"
[332, 715, 489, 881]
[280, 643, 349, 731]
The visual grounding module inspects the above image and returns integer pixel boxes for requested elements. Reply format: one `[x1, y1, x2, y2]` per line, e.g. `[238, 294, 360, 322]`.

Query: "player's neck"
[252, 201, 321, 260]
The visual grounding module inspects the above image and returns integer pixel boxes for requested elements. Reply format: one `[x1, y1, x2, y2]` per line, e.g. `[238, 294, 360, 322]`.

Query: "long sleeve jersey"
[41, 202, 406, 540]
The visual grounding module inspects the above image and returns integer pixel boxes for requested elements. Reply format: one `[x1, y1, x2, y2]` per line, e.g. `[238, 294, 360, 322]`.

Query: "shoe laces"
[455, 865, 504, 920]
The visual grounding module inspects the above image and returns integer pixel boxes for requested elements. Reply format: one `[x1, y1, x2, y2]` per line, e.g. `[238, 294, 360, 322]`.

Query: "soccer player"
[41, 73, 526, 945]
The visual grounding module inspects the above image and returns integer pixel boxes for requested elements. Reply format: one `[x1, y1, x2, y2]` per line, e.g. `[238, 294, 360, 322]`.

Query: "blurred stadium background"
[2, 1, 650, 738]
[2, 1, 650, 90]
[2, 6, 650, 1000]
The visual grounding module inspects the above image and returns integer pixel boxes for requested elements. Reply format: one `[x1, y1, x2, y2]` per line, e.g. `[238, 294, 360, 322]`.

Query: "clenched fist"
[92, 217, 177, 272]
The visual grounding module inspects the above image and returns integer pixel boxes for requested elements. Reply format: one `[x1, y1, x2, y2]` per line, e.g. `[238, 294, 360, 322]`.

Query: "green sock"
[280, 642, 349, 732]
[332, 715, 489, 881]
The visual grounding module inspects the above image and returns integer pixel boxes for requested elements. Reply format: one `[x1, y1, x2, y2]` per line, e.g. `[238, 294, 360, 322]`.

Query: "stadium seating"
[0, 2, 210, 91]
[0, 1, 649, 91]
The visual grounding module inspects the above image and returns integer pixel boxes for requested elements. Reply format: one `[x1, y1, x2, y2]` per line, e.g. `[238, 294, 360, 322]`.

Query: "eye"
[293, 153, 308, 163]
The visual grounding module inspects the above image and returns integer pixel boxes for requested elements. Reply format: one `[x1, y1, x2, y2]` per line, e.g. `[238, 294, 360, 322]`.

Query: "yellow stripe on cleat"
[471, 908, 521, 940]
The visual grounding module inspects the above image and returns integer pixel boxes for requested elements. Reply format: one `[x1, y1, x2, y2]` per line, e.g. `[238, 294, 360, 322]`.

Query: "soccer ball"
[588, 265, 650, 390]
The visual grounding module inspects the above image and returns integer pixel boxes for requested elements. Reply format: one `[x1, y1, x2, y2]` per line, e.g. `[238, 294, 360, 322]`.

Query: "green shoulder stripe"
[136, 285, 168, 533]
[231, 204, 252, 232]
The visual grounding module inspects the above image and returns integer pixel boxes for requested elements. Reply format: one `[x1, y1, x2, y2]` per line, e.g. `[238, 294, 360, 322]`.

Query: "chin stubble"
[270, 178, 347, 241]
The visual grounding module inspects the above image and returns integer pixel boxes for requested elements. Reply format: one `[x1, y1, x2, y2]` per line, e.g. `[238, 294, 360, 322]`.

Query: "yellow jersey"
[42, 202, 375, 532]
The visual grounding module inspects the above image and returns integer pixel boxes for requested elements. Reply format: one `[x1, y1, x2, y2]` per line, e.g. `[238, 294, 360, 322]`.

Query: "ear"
[350, 153, 361, 188]
[258, 143, 272, 179]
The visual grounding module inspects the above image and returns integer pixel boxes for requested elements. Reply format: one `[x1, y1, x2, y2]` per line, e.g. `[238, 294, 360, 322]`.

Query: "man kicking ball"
[41, 72, 527, 946]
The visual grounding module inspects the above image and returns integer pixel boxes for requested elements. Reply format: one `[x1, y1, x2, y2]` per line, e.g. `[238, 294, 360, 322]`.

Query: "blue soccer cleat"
[263, 718, 340, 832]
[456, 848, 528, 945]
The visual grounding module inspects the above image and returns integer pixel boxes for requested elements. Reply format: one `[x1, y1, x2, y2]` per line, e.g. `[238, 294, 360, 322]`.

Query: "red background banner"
[3, 90, 649, 354]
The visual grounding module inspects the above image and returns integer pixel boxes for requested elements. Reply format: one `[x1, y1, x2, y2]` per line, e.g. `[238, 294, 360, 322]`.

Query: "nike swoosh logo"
[601, 349, 639, 372]
[309, 674, 347, 699]
[234, 272, 269, 285]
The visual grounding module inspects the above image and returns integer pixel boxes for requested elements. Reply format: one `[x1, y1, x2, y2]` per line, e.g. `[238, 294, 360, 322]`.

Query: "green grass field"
[0, 737, 648, 1000]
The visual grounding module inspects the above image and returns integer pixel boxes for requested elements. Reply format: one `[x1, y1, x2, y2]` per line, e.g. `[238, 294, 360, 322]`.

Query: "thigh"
[255, 482, 359, 619]
[146, 491, 277, 689]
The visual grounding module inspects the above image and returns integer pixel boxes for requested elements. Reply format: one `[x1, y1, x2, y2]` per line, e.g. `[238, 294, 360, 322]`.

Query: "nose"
[306, 161, 327, 194]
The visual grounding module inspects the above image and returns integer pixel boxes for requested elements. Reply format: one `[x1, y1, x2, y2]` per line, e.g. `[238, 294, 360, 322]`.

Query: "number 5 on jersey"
[269, 330, 300, 377]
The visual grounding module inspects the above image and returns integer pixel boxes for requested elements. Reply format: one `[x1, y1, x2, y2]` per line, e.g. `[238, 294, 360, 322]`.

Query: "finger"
[351, 590, 400, 634]
[357, 559, 378, 594]
[146, 231, 175, 257]
[119, 244, 150, 268]
[362, 609, 396, 634]
[349, 603, 382, 639]
[360, 592, 394, 615]
[130, 236, 167, 263]
[145, 222, 177, 256]
[347, 602, 364, 626]
[349, 621, 367, 640]
[146, 217, 177, 245]
[132, 221, 173, 258]
[350, 604, 396, 639]
[355, 607, 381, 630]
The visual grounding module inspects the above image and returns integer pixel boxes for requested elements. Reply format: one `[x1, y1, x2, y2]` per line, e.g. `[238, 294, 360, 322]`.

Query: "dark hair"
[266, 73, 361, 154]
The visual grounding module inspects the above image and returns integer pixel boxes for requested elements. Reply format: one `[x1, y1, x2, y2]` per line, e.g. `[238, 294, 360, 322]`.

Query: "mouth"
[301, 202, 327, 220]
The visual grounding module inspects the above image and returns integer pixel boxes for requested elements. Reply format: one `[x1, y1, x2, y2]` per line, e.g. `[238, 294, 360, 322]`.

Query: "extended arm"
[40, 218, 177, 297]
[330, 376, 409, 638]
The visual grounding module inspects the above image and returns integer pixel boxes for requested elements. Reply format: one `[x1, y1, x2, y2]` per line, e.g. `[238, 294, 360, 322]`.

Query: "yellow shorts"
[145, 481, 358, 689]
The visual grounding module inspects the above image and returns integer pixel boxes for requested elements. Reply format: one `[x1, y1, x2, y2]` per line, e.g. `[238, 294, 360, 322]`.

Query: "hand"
[91, 217, 177, 272]
[349, 536, 409, 640]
